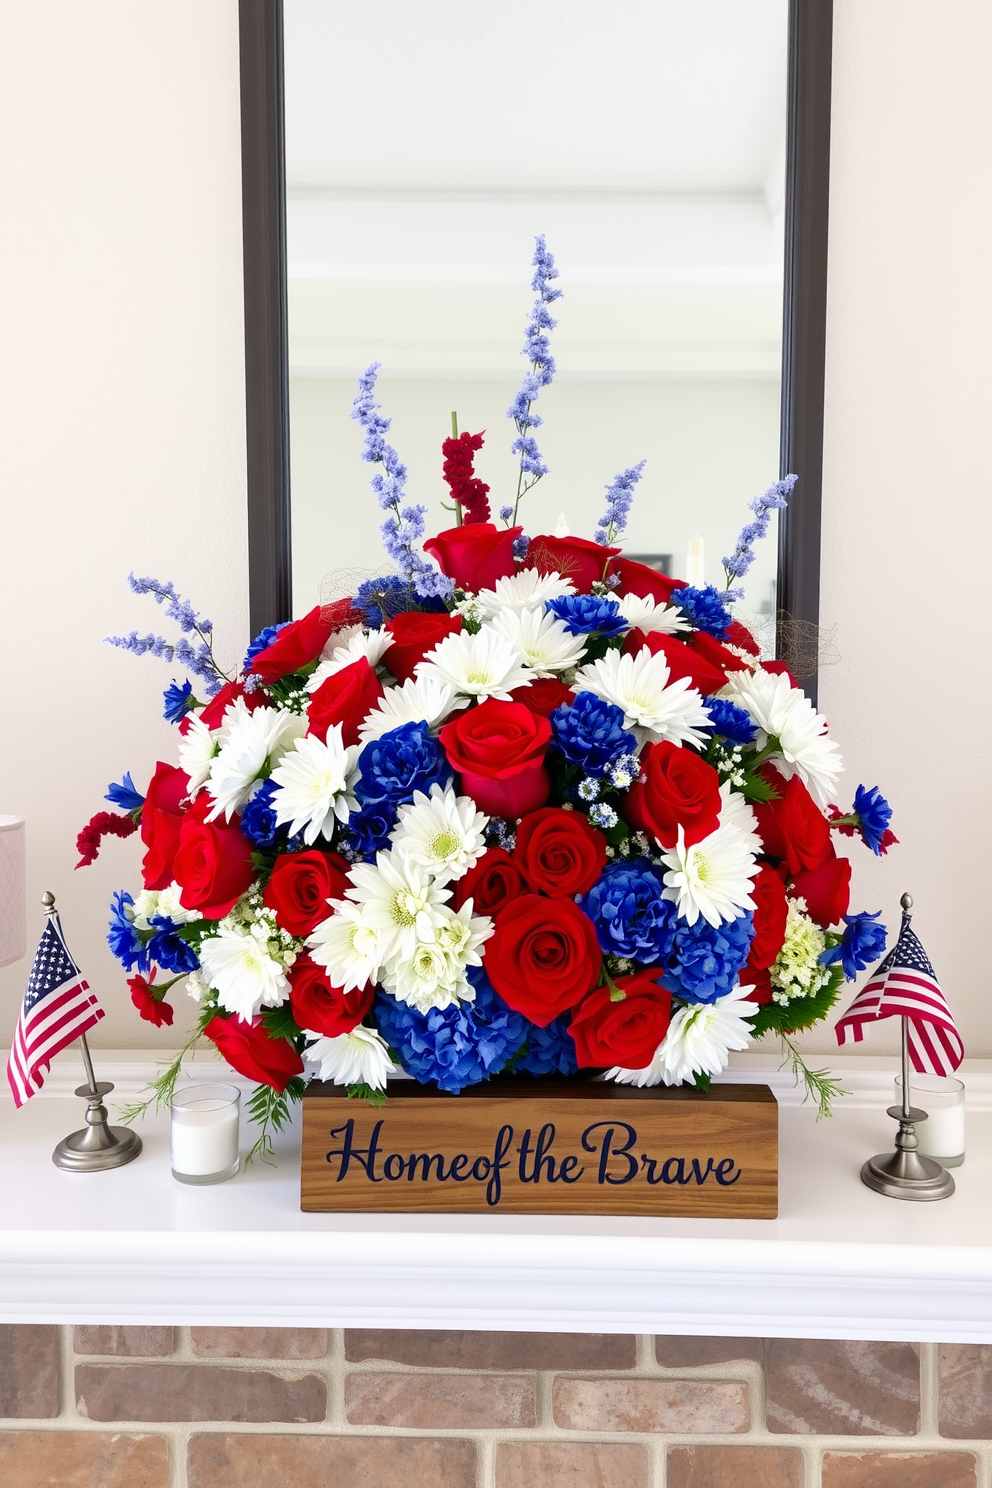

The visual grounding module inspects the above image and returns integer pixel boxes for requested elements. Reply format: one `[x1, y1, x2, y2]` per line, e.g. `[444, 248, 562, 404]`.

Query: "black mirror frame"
[240, 0, 833, 702]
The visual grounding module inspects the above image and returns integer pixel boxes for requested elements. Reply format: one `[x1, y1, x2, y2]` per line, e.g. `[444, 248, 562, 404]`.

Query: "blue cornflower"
[240, 780, 281, 848]
[579, 861, 678, 964]
[723, 475, 797, 586]
[551, 691, 637, 777]
[375, 970, 528, 1094]
[355, 721, 453, 810]
[243, 623, 288, 672]
[344, 802, 397, 859]
[517, 1016, 579, 1077]
[672, 585, 733, 639]
[664, 914, 755, 1005]
[162, 679, 196, 724]
[853, 785, 893, 856]
[821, 912, 887, 982]
[701, 698, 758, 745]
[107, 891, 150, 973]
[352, 575, 445, 630]
[104, 772, 144, 814]
[546, 595, 628, 638]
[594, 461, 646, 547]
[146, 918, 200, 975]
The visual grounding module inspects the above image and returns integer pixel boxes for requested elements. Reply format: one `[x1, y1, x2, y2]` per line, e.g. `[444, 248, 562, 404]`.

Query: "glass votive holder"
[171, 1084, 241, 1184]
[895, 1074, 965, 1167]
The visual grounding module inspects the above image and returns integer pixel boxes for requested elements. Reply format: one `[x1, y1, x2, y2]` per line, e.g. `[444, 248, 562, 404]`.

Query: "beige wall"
[1, 0, 989, 1058]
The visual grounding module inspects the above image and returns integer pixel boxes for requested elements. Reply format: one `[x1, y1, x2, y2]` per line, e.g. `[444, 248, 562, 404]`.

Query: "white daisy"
[269, 724, 360, 845]
[344, 850, 450, 964]
[434, 899, 492, 969]
[607, 984, 757, 1087]
[380, 901, 492, 1012]
[573, 646, 711, 748]
[156, 881, 202, 925]
[491, 607, 587, 677]
[199, 923, 291, 1021]
[206, 706, 307, 822]
[304, 1025, 398, 1090]
[130, 889, 159, 931]
[476, 567, 575, 618]
[717, 783, 762, 857]
[308, 899, 382, 993]
[358, 675, 458, 745]
[660, 821, 758, 927]
[307, 627, 394, 692]
[725, 667, 842, 809]
[390, 784, 489, 883]
[617, 592, 691, 635]
[177, 716, 218, 797]
[416, 626, 532, 702]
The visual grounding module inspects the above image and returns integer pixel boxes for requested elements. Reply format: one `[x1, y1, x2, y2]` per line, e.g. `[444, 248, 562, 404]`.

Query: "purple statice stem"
[721, 474, 798, 589]
[594, 461, 646, 546]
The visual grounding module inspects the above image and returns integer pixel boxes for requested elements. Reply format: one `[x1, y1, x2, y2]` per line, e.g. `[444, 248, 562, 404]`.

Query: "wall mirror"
[240, 0, 831, 692]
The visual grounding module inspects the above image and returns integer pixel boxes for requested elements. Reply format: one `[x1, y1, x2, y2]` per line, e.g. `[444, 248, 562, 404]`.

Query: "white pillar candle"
[171, 1085, 240, 1183]
[896, 1075, 965, 1167]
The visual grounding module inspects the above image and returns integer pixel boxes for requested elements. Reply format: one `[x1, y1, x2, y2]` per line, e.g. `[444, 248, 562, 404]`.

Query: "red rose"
[625, 741, 722, 849]
[174, 814, 255, 919]
[195, 680, 264, 732]
[689, 630, 751, 675]
[514, 808, 607, 899]
[754, 773, 833, 876]
[288, 954, 373, 1037]
[250, 606, 334, 683]
[322, 596, 365, 633]
[630, 632, 727, 695]
[439, 699, 552, 818]
[528, 534, 620, 591]
[510, 678, 575, 717]
[569, 971, 672, 1069]
[128, 973, 174, 1027]
[612, 558, 687, 605]
[263, 849, 350, 936]
[204, 1014, 304, 1093]
[140, 762, 190, 890]
[725, 618, 760, 656]
[739, 965, 774, 1005]
[450, 849, 527, 916]
[792, 856, 852, 928]
[747, 864, 789, 971]
[484, 894, 601, 1025]
[423, 523, 522, 592]
[761, 659, 800, 689]
[384, 611, 463, 683]
[306, 657, 383, 747]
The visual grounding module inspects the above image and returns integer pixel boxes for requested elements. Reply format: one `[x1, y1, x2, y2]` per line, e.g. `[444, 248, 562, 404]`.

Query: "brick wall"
[2, 1327, 992, 1487]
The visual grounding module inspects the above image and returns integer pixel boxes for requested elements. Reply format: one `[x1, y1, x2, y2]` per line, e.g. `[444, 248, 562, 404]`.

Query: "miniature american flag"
[6, 910, 104, 1107]
[835, 915, 963, 1076]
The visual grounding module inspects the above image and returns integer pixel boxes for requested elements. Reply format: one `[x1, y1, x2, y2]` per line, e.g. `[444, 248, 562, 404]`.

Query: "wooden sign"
[301, 1079, 778, 1218]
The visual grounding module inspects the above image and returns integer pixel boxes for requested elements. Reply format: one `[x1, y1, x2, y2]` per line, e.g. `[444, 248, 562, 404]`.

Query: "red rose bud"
[384, 611, 463, 684]
[688, 629, 751, 675]
[754, 773, 833, 877]
[249, 605, 334, 683]
[791, 855, 852, 929]
[738, 965, 774, 1005]
[625, 740, 722, 850]
[528, 534, 620, 592]
[724, 618, 761, 656]
[629, 632, 728, 695]
[509, 677, 575, 717]
[484, 894, 602, 1026]
[612, 558, 687, 605]
[746, 864, 790, 972]
[439, 698, 551, 818]
[760, 659, 800, 689]
[197, 680, 265, 731]
[568, 971, 672, 1069]
[128, 973, 174, 1028]
[423, 523, 521, 592]
[140, 762, 190, 890]
[263, 849, 349, 937]
[174, 814, 255, 919]
[288, 954, 373, 1038]
[204, 1014, 304, 1093]
[306, 657, 383, 747]
[513, 807, 607, 899]
[450, 848, 528, 917]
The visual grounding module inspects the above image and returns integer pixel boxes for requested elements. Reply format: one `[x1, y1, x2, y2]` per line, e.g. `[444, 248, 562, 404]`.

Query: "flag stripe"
[5, 913, 105, 1108]
[835, 919, 962, 1075]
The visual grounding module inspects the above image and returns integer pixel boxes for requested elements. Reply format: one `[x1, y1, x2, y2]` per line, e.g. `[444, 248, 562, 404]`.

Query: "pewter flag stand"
[860, 894, 954, 1202]
[44, 893, 142, 1172]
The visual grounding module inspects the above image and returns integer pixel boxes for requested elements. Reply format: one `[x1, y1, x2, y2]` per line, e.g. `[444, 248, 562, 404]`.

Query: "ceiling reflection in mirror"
[284, 0, 788, 641]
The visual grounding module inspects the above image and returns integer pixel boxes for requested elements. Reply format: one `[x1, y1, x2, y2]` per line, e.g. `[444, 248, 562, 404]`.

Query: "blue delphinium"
[580, 862, 678, 964]
[516, 1016, 579, 1077]
[594, 461, 646, 547]
[664, 914, 755, 1005]
[243, 622, 288, 672]
[355, 721, 453, 810]
[107, 891, 150, 973]
[344, 803, 397, 859]
[162, 679, 196, 724]
[551, 692, 637, 777]
[701, 698, 758, 745]
[146, 918, 200, 975]
[506, 235, 562, 519]
[546, 595, 628, 638]
[672, 585, 732, 639]
[240, 780, 282, 848]
[107, 576, 228, 695]
[723, 475, 797, 594]
[821, 912, 887, 982]
[375, 970, 528, 1094]
[104, 772, 144, 814]
[852, 785, 893, 856]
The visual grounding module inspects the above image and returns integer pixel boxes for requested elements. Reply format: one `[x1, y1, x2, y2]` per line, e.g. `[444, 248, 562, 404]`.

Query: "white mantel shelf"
[2, 1051, 992, 1342]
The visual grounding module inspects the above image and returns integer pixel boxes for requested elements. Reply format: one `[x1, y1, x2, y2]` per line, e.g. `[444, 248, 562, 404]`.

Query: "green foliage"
[747, 965, 845, 1040]
[346, 1082, 389, 1108]
[778, 1035, 848, 1121]
[244, 1076, 308, 1166]
[691, 1069, 712, 1092]
[261, 1004, 303, 1042]
[738, 771, 781, 804]
[114, 1010, 214, 1125]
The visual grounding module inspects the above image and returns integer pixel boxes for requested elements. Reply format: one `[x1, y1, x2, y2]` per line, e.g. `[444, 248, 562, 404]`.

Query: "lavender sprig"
[351, 364, 453, 600]
[106, 576, 230, 694]
[595, 461, 646, 546]
[722, 475, 798, 596]
[507, 235, 562, 523]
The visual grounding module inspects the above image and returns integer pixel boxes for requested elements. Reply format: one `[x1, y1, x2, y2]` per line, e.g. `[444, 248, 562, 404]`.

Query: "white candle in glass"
[895, 1074, 965, 1167]
[171, 1084, 240, 1183]
[686, 535, 705, 586]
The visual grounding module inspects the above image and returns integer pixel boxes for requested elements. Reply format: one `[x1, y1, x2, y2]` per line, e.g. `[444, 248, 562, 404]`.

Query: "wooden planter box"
[301, 1078, 778, 1218]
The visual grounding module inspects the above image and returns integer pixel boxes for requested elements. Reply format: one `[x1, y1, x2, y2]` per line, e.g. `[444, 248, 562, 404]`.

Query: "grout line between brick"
[919, 1340, 939, 1435]
[327, 1327, 344, 1425]
[476, 1434, 496, 1488]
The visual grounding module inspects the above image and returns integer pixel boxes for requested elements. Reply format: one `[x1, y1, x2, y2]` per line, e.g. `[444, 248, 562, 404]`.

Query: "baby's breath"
[771, 899, 831, 1005]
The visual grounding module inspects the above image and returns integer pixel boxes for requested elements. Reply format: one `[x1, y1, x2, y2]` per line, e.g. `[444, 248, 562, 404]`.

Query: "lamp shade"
[0, 816, 26, 967]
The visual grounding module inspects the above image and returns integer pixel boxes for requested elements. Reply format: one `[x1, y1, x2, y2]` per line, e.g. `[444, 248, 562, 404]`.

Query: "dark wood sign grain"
[301, 1079, 778, 1218]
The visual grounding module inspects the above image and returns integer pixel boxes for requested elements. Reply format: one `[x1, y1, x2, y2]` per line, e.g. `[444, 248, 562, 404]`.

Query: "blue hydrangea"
[104, 772, 144, 814]
[664, 914, 755, 1004]
[375, 970, 528, 1094]
[673, 585, 732, 639]
[546, 595, 628, 637]
[107, 891, 150, 973]
[702, 698, 758, 745]
[355, 721, 453, 809]
[240, 780, 281, 848]
[146, 918, 199, 975]
[162, 679, 195, 724]
[820, 911, 887, 981]
[345, 802, 397, 859]
[516, 1016, 579, 1077]
[551, 691, 637, 777]
[243, 622, 288, 672]
[579, 861, 678, 964]
[853, 785, 893, 856]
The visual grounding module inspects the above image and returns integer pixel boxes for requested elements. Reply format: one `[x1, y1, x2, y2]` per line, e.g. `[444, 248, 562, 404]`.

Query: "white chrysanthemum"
[177, 716, 218, 797]
[199, 923, 291, 1021]
[476, 567, 575, 617]
[717, 783, 762, 856]
[391, 784, 488, 883]
[304, 1025, 397, 1090]
[308, 899, 382, 993]
[380, 902, 492, 1012]
[269, 725, 360, 845]
[607, 985, 757, 1087]
[206, 706, 307, 822]
[616, 592, 690, 635]
[345, 850, 450, 963]
[130, 889, 159, 932]
[358, 674, 458, 744]
[660, 821, 758, 927]
[725, 667, 842, 809]
[156, 881, 202, 925]
[215, 694, 253, 745]
[307, 628, 393, 692]
[416, 626, 532, 701]
[573, 646, 711, 748]
[491, 607, 587, 677]
[317, 623, 363, 659]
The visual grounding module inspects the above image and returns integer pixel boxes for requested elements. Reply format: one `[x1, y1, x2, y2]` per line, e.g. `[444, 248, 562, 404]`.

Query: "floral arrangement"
[81, 238, 895, 1155]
